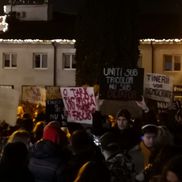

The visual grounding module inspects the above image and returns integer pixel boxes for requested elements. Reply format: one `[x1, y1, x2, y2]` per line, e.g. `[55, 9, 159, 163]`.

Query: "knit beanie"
[43, 121, 67, 145]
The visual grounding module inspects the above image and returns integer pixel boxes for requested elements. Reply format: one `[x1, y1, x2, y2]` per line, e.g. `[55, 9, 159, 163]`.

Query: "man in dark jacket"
[29, 121, 70, 182]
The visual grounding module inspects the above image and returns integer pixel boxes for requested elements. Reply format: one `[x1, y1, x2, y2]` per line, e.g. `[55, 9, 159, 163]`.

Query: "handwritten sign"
[144, 73, 173, 102]
[0, 88, 19, 126]
[60, 87, 96, 124]
[46, 86, 62, 100]
[22, 86, 46, 106]
[46, 99, 64, 122]
[99, 67, 144, 100]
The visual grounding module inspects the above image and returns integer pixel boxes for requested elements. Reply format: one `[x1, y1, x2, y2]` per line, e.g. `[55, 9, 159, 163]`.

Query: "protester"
[7, 129, 32, 149]
[29, 121, 70, 182]
[160, 155, 182, 182]
[60, 129, 107, 182]
[0, 142, 35, 182]
[31, 121, 46, 143]
[146, 144, 182, 182]
[100, 131, 135, 182]
[110, 108, 140, 152]
[73, 160, 110, 182]
[128, 123, 158, 182]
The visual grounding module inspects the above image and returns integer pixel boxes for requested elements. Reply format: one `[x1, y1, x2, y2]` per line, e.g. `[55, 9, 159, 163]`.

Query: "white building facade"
[0, 39, 76, 96]
[140, 39, 182, 101]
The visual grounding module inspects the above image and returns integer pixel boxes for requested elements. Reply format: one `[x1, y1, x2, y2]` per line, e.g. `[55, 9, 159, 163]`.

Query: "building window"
[3, 53, 17, 68]
[174, 55, 181, 71]
[163, 54, 181, 71]
[33, 53, 47, 69]
[16, 11, 26, 18]
[63, 53, 76, 70]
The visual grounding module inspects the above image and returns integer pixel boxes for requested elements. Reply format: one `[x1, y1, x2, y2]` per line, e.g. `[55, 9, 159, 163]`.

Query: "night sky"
[0, 0, 82, 15]
[0, 0, 181, 15]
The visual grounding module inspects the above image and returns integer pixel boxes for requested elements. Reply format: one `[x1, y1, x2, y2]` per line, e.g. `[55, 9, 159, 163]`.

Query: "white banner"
[144, 73, 173, 102]
[0, 88, 19, 126]
[22, 86, 46, 106]
[60, 87, 96, 124]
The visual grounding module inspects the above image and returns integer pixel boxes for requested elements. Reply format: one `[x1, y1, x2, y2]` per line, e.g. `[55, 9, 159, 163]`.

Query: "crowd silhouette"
[0, 97, 182, 182]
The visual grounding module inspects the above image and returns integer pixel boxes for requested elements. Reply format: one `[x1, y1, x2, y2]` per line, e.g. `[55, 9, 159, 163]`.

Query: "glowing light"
[0, 39, 76, 44]
[0, 15, 8, 32]
[140, 39, 182, 44]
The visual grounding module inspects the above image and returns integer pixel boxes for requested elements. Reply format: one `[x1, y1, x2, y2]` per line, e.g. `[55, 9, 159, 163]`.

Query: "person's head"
[161, 155, 182, 182]
[99, 132, 120, 160]
[32, 121, 45, 142]
[43, 121, 67, 147]
[1, 142, 29, 167]
[8, 129, 31, 149]
[18, 116, 34, 133]
[116, 109, 131, 130]
[74, 161, 110, 182]
[141, 124, 158, 149]
[70, 129, 95, 155]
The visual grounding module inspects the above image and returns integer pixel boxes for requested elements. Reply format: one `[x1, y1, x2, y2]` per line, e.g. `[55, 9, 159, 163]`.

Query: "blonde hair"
[8, 129, 31, 148]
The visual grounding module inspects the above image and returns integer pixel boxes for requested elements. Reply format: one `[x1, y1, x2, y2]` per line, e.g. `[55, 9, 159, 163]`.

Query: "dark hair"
[71, 130, 95, 154]
[1, 142, 28, 167]
[161, 155, 182, 182]
[75, 161, 110, 182]
[100, 132, 120, 152]
[116, 109, 131, 121]
[32, 121, 45, 143]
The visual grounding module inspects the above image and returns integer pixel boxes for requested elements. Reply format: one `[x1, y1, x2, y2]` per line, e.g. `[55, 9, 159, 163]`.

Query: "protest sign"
[46, 86, 62, 100]
[99, 67, 144, 100]
[46, 99, 64, 122]
[22, 86, 46, 106]
[173, 85, 182, 101]
[60, 87, 96, 124]
[144, 73, 173, 102]
[0, 88, 19, 126]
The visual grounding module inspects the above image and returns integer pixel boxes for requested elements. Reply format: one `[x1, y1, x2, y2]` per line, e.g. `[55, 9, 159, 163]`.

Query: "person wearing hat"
[110, 109, 140, 152]
[28, 121, 70, 182]
[128, 124, 158, 182]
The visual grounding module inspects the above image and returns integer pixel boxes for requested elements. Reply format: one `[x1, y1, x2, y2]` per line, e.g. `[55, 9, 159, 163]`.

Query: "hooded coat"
[29, 139, 67, 182]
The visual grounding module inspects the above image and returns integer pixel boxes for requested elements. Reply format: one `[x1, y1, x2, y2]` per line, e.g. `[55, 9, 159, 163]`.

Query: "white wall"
[4, 4, 50, 21]
[0, 41, 76, 97]
[140, 41, 182, 85]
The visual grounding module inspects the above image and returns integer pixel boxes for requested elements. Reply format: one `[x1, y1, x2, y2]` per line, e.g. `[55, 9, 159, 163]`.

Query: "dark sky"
[0, 0, 82, 15]
[53, 0, 82, 14]
[0, 0, 181, 15]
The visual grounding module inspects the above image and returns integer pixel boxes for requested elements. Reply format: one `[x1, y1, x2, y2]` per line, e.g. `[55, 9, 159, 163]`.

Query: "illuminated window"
[163, 54, 181, 71]
[0, 85, 14, 89]
[33, 53, 47, 69]
[63, 53, 76, 70]
[3, 53, 17, 68]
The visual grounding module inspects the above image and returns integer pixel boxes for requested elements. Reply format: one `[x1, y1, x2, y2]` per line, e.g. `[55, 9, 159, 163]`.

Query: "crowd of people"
[0, 97, 182, 182]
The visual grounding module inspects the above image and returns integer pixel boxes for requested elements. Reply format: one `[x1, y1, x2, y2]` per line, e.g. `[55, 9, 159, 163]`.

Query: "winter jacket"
[29, 139, 68, 182]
